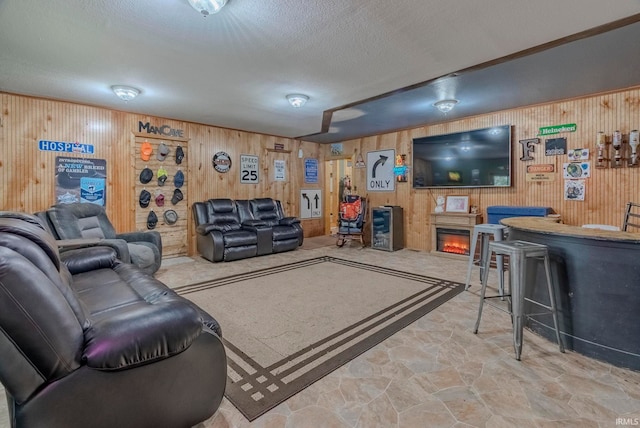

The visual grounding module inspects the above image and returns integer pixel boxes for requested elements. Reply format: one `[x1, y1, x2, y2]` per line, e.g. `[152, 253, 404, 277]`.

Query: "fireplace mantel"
[430, 212, 482, 259]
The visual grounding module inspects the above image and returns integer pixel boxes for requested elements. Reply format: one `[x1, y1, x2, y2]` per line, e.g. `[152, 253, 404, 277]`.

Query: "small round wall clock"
[212, 151, 232, 173]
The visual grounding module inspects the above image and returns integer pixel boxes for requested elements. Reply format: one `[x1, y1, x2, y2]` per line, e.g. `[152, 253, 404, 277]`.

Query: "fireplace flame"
[443, 243, 469, 255]
[441, 234, 470, 255]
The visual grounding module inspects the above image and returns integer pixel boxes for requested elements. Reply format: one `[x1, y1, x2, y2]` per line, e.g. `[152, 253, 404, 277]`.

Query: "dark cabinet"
[371, 206, 403, 251]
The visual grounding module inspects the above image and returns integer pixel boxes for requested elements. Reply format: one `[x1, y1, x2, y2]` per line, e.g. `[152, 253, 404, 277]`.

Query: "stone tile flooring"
[2, 239, 639, 427]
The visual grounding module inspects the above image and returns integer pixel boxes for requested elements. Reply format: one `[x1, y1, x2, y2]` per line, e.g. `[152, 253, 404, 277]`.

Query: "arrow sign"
[300, 189, 322, 219]
[372, 155, 388, 178]
[367, 149, 395, 192]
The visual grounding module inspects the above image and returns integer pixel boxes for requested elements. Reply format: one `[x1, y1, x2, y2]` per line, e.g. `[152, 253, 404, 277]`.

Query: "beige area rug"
[299, 234, 340, 250]
[174, 256, 464, 421]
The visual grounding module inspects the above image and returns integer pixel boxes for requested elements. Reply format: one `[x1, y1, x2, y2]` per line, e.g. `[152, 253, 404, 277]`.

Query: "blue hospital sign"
[39, 140, 95, 155]
[304, 158, 318, 183]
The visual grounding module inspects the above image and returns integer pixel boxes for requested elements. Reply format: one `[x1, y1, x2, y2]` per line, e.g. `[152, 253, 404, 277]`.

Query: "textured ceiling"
[1, 0, 639, 143]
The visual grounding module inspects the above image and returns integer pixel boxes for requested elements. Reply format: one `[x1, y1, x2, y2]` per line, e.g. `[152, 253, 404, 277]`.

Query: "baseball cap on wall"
[175, 146, 184, 164]
[139, 167, 153, 184]
[155, 193, 165, 207]
[171, 188, 184, 205]
[139, 189, 151, 208]
[157, 143, 170, 161]
[174, 170, 184, 188]
[141, 141, 153, 161]
[147, 211, 158, 230]
[157, 167, 168, 186]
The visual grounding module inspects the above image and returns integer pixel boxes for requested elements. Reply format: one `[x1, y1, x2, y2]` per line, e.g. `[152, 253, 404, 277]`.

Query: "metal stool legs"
[474, 240, 564, 360]
[464, 224, 507, 296]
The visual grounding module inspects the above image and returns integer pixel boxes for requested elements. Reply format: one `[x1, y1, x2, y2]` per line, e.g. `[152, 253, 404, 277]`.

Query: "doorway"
[324, 157, 353, 235]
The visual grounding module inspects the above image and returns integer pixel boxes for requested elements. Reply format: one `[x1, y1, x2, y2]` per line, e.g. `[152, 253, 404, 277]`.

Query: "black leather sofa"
[41, 203, 163, 275]
[0, 212, 226, 428]
[192, 198, 303, 262]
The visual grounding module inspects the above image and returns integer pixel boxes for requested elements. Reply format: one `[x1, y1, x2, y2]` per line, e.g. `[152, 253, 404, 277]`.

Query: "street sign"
[304, 158, 318, 183]
[366, 149, 395, 192]
[240, 154, 259, 184]
[300, 189, 322, 219]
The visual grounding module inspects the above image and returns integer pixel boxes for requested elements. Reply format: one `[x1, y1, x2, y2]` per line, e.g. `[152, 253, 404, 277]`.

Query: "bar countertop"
[501, 216, 640, 242]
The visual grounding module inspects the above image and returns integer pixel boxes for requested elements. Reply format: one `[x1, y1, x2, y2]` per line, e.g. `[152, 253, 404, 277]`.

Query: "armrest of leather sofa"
[66, 238, 131, 263]
[279, 216, 300, 226]
[117, 230, 162, 254]
[196, 224, 216, 235]
[196, 223, 240, 235]
[241, 219, 267, 228]
[61, 246, 118, 274]
[83, 300, 203, 370]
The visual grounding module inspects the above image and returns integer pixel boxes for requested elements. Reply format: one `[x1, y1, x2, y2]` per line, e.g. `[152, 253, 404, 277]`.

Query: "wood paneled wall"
[0, 93, 323, 257]
[3, 86, 640, 256]
[329, 86, 640, 252]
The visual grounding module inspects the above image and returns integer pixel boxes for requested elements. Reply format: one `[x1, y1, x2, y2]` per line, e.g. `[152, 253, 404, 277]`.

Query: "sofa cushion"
[272, 225, 301, 241]
[223, 230, 258, 247]
[77, 216, 106, 239]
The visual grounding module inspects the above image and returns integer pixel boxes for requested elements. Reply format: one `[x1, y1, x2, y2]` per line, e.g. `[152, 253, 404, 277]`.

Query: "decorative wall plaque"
[212, 151, 232, 173]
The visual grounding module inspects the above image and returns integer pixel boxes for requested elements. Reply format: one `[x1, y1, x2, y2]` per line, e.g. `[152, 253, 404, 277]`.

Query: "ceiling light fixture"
[286, 94, 309, 108]
[433, 99, 459, 113]
[111, 85, 140, 102]
[187, 0, 227, 16]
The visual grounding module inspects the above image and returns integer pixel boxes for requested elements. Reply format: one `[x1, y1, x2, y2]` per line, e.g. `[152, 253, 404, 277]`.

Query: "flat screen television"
[412, 125, 512, 188]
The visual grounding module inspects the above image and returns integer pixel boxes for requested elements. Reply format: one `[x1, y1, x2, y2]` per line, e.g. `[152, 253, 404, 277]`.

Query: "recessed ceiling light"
[187, 0, 227, 16]
[111, 85, 140, 102]
[286, 94, 309, 108]
[433, 99, 459, 113]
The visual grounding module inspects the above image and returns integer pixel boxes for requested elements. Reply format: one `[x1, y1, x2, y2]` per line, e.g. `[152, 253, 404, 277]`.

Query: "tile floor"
[2, 239, 639, 428]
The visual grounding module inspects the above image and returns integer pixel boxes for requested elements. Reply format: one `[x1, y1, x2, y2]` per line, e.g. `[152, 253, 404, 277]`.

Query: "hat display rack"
[134, 136, 188, 256]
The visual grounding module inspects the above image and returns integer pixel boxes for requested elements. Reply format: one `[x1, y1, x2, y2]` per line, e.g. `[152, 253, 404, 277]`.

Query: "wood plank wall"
[328, 86, 640, 252]
[3, 87, 640, 256]
[0, 93, 323, 257]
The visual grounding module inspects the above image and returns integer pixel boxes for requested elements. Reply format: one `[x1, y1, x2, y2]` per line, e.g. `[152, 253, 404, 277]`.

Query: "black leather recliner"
[192, 198, 262, 262]
[248, 198, 303, 253]
[44, 203, 162, 275]
[0, 213, 226, 428]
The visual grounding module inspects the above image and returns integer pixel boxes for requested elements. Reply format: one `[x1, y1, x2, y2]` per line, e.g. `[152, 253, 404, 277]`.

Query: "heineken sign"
[538, 123, 576, 136]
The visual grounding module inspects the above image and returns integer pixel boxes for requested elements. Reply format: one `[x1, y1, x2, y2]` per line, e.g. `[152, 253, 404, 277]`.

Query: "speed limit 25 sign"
[240, 154, 259, 184]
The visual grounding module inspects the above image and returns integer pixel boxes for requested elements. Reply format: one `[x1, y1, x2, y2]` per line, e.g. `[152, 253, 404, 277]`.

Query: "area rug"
[299, 234, 338, 250]
[174, 256, 464, 421]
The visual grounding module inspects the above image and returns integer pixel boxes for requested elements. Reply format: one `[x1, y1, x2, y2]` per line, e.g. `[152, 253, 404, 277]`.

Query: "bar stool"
[474, 240, 564, 360]
[464, 224, 508, 296]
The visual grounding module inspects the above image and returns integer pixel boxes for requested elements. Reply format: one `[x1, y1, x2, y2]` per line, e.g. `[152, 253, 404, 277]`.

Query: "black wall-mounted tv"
[412, 125, 512, 189]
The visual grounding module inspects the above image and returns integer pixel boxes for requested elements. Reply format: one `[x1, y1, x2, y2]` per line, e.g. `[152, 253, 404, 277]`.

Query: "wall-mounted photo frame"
[445, 195, 470, 213]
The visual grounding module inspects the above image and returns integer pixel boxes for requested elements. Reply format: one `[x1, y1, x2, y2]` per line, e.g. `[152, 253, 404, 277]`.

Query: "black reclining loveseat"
[192, 197, 303, 262]
[0, 212, 227, 428]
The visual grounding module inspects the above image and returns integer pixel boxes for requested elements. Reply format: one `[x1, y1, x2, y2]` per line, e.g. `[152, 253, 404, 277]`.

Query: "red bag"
[340, 198, 362, 221]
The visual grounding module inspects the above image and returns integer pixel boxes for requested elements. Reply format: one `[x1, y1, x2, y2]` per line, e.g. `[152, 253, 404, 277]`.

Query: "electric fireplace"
[436, 228, 471, 255]
[430, 212, 482, 259]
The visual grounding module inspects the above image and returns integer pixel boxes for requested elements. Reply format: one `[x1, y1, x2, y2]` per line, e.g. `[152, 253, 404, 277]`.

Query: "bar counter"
[500, 217, 640, 370]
